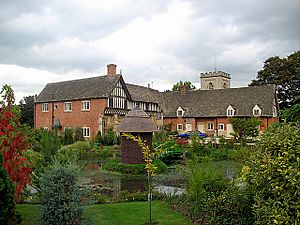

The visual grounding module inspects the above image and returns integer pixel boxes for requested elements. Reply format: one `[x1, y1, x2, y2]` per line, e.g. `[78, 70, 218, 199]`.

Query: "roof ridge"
[47, 74, 121, 85]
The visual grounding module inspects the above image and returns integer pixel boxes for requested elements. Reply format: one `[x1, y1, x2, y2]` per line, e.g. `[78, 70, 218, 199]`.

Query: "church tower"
[200, 71, 231, 90]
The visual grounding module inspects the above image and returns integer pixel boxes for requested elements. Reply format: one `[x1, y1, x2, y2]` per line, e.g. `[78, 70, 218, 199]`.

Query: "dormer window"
[226, 105, 235, 116]
[253, 104, 261, 116]
[177, 107, 185, 117]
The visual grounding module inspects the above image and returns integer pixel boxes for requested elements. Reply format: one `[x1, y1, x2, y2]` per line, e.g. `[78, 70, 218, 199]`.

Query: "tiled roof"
[36, 75, 121, 102]
[161, 85, 277, 117]
[126, 83, 161, 104]
[118, 108, 158, 132]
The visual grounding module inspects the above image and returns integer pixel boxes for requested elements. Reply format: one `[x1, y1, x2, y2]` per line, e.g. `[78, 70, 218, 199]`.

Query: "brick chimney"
[180, 85, 188, 95]
[107, 64, 117, 77]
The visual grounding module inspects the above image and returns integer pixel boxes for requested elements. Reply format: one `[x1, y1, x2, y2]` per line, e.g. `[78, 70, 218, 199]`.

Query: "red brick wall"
[35, 98, 107, 138]
[163, 116, 280, 135]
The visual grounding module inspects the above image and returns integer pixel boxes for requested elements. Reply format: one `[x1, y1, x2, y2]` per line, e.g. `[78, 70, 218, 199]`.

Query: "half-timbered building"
[35, 64, 279, 139]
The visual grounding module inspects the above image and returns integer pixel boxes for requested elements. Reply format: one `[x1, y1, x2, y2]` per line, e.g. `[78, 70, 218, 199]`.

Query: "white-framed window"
[207, 123, 214, 130]
[253, 104, 261, 116]
[43, 127, 49, 131]
[176, 107, 185, 117]
[81, 101, 90, 111]
[64, 102, 72, 112]
[226, 105, 235, 116]
[177, 124, 183, 130]
[218, 123, 225, 130]
[82, 127, 90, 137]
[42, 103, 49, 112]
[186, 124, 192, 131]
[64, 127, 72, 131]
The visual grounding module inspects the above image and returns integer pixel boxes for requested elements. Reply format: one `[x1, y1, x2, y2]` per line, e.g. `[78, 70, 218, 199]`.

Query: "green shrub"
[103, 159, 121, 172]
[0, 152, 22, 225]
[153, 130, 169, 144]
[154, 159, 168, 173]
[227, 146, 251, 162]
[120, 164, 145, 174]
[62, 128, 74, 145]
[40, 161, 83, 225]
[95, 128, 119, 146]
[92, 193, 110, 204]
[74, 127, 84, 142]
[247, 123, 300, 224]
[114, 190, 148, 202]
[185, 158, 254, 224]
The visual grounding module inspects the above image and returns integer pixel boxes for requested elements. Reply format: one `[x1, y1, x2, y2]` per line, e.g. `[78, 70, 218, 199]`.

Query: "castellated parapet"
[200, 71, 231, 90]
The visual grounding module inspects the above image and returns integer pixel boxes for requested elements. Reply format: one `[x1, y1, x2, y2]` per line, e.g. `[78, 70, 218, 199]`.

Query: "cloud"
[0, 0, 299, 101]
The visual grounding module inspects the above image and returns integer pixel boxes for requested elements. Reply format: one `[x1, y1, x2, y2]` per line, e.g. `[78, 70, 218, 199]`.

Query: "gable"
[36, 74, 122, 102]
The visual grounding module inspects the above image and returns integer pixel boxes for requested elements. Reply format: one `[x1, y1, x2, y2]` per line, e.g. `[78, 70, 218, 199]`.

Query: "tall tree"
[19, 95, 35, 127]
[172, 81, 196, 91]
[249, 50, 300, 109]
[0, 85, 32, 200]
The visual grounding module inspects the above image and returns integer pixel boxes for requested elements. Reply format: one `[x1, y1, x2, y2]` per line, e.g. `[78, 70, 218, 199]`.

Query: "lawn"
[17, 201, 194, 225]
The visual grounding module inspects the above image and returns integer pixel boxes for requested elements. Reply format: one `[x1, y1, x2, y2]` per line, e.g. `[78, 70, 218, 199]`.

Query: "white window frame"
[42, 103, 49, 112]
[253, 104, 261, 116]
[218, 123, 225, 131]
[81, 100, 90, 111]
[64, 127, 72, 131]
[226, 105, 235, 116]
[64, 102, 72, 112]
[207, 123, 214, 130]
[177, 124, 183, 130]
[176, 107, 185, 117]
[82, 127, 90, 137]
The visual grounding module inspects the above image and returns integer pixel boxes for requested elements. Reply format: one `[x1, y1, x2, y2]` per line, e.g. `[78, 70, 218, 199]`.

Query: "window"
[82, 127, 90, 137]
[177, 124, 183, 130]
[207, 123, 214, 130]
[253, 104, 261, 116]
[64, 102, 72, 111]
[81, 101, 90, 111]
[186, 124, 192, 131]
[176, 107, 185, 117]
[226, 105, 235, 116]
[253, 109, 260, 116]
[64, 127, 72, 131]
[227, 109, 234, 116]
[42, 103, 49, 112]
[218, 123, 224, 130]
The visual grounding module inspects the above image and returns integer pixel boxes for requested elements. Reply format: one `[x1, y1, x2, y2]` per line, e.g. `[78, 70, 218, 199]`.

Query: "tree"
[40, 160, 83, 225]
[249, 50, 300, 109]
[246, 123, 300, 224]
[172, 81, 196, 91]
[0, 152, 22, 225]
[123, 133, 165, 225]
[0, 85, 32, 200]
[230, 117, 262, 144]
[281, 103, 300, 122]
[19, 95, 35, 127]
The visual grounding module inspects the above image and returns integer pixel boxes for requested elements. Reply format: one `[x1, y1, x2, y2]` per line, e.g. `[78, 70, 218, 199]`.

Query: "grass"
[17, 201, 194, 225]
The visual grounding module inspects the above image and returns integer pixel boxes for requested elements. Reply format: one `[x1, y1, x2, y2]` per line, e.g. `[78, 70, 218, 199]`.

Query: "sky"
[0, 0, 299, 102]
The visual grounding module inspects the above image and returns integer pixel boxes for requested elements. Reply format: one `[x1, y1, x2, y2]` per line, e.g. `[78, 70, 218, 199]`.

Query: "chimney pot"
[180, 85, 188, 95]
[107, 64, 117, 77]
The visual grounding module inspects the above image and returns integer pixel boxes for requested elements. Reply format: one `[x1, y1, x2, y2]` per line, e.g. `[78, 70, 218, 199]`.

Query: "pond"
[81, 164, 185, 196]
[82, 160, 241, 197]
